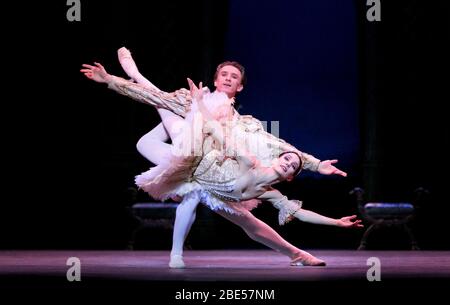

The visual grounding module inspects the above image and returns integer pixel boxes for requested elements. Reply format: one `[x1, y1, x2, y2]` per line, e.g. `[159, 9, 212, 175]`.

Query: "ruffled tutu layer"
[199, 191, 261, 215]
[135, 155, 202, 201]
[135, 155, 261, 215]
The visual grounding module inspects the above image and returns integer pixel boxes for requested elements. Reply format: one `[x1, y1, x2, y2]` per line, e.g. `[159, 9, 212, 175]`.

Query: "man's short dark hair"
[214, 61, 246, 86]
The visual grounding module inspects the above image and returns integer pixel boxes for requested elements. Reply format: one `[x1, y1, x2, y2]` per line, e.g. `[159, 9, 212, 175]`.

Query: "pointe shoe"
[290, 250, 326, 266]
[118, 47, 131, 59]
[117, 47, 139, 79]
[169, 254, 185, 268]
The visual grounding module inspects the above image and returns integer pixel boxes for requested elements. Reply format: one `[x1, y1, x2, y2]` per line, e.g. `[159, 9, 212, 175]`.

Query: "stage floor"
[1, 250, 449, 299]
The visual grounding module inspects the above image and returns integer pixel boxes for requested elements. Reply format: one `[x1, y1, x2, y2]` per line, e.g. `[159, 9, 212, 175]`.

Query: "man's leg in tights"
[136, 122, 171, 165]
[137, 123, 200, 268]
[169, 191, 201, 268]
[157, 108, 187, 142]
[138, 108, 199, 161]
[137, 94, 196, 163]
[214, 209, 326, 266]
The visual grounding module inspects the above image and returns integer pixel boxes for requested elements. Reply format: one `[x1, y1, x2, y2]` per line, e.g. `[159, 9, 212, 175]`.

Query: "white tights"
[214, 208, 300, 259]
[136, 107, 194, 164]
[169, 190, 301, 260]
[136, 122, 171, 165]
[170, 191, 201, 257]
[135, 113, 202, 259]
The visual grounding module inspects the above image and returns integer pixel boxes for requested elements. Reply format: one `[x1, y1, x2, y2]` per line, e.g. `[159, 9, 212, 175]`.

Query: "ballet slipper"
[118, 47, 139, 79]
[290, 250, 326, 266]
[169, 254, 185, 268]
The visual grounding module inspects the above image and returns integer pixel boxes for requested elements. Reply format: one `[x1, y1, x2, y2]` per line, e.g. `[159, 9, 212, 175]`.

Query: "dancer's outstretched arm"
[295, 209, 363, 228]
[81, 62, 191, 117]
[258, 188, 362, 228]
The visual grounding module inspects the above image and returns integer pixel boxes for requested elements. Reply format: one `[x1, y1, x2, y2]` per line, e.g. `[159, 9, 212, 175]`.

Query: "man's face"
[214, 65, 243, 98]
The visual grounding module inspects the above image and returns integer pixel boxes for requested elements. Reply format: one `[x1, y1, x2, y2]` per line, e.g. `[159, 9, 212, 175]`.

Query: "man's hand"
[317, 159, 347, 177]
[336, 215, 363, 228]
[187, 77, 204, 101]
[80, 62, 110, 83]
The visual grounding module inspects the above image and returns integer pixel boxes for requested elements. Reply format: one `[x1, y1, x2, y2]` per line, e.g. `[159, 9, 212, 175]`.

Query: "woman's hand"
[336, 215, 364, 228]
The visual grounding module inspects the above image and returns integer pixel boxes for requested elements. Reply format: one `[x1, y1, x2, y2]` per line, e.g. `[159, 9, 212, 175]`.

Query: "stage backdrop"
[224, 0, 360, 175]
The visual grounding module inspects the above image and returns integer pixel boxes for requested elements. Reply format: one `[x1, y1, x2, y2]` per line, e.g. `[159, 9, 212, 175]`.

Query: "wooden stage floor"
[1, 250, 449, 301]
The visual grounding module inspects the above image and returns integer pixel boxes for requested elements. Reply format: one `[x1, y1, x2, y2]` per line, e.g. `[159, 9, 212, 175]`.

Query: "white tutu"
[199, 191, 261, 215]
[135, 154, 202, 201]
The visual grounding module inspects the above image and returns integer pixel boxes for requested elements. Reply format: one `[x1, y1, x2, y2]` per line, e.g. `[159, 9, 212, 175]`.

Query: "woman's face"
[273, 153, 301, 180]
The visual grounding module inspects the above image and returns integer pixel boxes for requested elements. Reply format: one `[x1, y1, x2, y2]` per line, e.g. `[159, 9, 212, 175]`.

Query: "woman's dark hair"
[279, 151, 303, 177]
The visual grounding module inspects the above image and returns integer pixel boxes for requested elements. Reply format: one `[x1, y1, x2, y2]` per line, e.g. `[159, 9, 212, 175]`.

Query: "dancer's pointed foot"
[169, 254, 185, 268]
[290, 250, 326, 266]
[117, 47, 139, 79]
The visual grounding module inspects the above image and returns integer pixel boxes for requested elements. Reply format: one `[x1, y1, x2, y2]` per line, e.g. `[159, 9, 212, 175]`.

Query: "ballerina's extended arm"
[258, 188, 362, 228]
